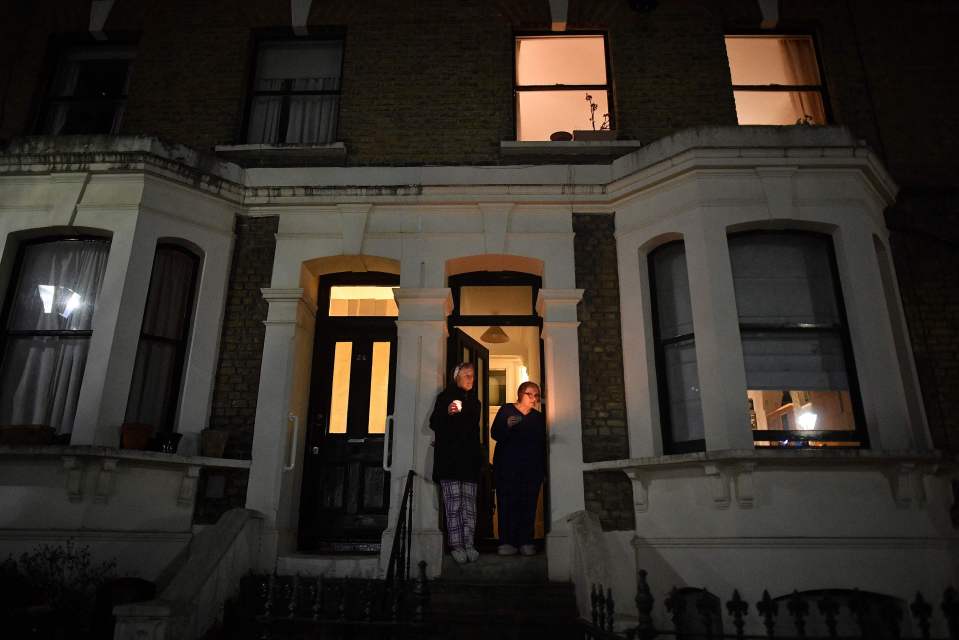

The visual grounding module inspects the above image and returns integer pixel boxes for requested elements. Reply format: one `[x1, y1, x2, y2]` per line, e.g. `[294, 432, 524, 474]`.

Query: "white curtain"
[0, 240, 110, 434]
[780, 37, 826, 124]
[651, 242, 704, 443]
[247, 40, 342, 144]
[125, 247, 197, 430]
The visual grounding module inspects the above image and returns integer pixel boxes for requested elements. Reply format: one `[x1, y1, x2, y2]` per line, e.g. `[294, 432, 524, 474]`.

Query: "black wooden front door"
[299, 321, 397, 553]
[446, 328, 494, 544]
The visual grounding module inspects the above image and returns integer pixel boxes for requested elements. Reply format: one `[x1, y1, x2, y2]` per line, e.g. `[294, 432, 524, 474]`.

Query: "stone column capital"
[261, 288, 316, 325]
[536, 288, 584, 322]
[394, 287, 453, 321]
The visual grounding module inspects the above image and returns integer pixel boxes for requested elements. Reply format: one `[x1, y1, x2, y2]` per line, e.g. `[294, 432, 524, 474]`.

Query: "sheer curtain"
[780, 37, 826, 124]
[0, 239, 110, 434]
[246, 40, 342, 144]
[125, 246, 198, 431]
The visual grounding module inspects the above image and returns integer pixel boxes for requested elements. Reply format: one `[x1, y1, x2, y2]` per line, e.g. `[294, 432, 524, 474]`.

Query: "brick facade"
[196, 214, 278, 523]
[574, 213, 634, 530]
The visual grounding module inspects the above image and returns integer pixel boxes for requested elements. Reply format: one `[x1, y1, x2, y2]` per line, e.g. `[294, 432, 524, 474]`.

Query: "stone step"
[440, 551, 548, 583]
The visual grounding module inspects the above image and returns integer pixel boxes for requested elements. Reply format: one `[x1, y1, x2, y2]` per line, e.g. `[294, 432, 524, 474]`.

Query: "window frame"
[240, 31, 346, 145]
[33, 37, 137, 136]
[125, 243, 201, 433]
[512, 31, 615, 141]
[728, 230, 868, 448]
[647, 240, 706, 455]
[724, 31, 833, 126]
[0, 235, 112, 437]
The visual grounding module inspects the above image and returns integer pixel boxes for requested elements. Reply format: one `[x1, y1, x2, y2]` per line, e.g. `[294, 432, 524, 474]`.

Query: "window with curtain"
[514, 35, 611, 141]
[728, 232, 865, 448]
[648, 241, 705, 453]
[125, 245, 199, 432]
[724, 35, 827, 125]
[245, 39, 343, 145]
[0, 238, 111, 435]
[38, 44, 135, 135]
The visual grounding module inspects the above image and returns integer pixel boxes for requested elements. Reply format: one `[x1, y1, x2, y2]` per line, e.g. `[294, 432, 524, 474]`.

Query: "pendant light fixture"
[480, 325, 509, 344]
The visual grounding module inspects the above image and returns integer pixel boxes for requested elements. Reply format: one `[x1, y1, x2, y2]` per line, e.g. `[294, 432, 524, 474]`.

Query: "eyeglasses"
[522, 392, 540, 398]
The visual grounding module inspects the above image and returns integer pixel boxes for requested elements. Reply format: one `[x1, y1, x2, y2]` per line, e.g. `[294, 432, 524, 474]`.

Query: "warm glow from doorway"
[328, 341, 352, 433]
[367, 342, 390, 434]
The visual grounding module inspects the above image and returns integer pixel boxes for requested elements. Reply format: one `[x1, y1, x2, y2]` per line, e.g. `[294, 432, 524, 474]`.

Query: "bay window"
[728, 232, 865, 448]
[648, 241, 705, 453]
[125, 244, 199, 433]
[0, 238, 110, 435]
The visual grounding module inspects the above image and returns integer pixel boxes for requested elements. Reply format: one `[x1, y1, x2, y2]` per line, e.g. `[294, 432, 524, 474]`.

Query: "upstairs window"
[725, 35, 826, 125]
[515, 35, 611, 141]
[0, 238, 110, 435]
[125, 245, 199, 433]
[728, 232, 865, 448]
[38, 45, 135, 135]
[245, 39, 343, 145]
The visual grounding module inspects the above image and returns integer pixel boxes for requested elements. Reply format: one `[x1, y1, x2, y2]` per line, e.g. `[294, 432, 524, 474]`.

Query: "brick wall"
[573, 212, 633, 530]
[196, 214, 278, 523]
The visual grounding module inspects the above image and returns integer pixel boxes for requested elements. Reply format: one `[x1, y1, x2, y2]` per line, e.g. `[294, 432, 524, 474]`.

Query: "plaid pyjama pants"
[440, 480, 477, 550]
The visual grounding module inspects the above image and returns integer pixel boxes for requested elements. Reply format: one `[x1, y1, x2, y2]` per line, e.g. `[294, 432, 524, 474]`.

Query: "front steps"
[430, 552, 580, 640]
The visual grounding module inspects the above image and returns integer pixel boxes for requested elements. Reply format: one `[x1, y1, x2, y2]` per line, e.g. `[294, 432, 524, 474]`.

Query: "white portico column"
[683, 219, 753, 451]
[246, 288, 316, 570]
[536, 288, 586, 582]
[380, 288, 451, 579]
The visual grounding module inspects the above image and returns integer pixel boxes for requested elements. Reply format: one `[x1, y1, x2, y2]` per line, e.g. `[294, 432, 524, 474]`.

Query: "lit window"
[125, 245, 199, 433]
[728, 232, 865, 448]
[0, 238, 111, 435]
[39, 45, 135, 135]
[245, 39, 343, 144]
[725, 35, 826, 125]
[328, 286, 398, 317]
[648, 241, 705, 453]
[515, 35, 611, 141]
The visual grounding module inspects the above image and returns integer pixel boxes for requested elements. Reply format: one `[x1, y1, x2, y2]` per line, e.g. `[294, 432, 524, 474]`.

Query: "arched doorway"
[298, 271, 400, 553]
[446, 270, 547, 550]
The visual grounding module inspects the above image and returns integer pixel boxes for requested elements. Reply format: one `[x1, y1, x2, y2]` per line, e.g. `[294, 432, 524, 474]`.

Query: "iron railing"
[385, 470, 415, 588]
[580, 569, 959, 640]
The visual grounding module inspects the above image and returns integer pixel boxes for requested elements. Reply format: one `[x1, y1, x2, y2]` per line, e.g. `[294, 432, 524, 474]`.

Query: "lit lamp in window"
[480, 326, 509, 344]
[797, 411, 818, 431]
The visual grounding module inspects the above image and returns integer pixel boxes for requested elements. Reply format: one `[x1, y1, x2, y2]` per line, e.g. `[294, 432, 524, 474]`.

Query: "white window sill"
[214, 142, 347, 166]
[500, 140, 643, 156]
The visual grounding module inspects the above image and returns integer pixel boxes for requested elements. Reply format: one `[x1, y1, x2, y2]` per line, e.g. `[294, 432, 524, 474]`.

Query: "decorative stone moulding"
[585, 449, 946, 513]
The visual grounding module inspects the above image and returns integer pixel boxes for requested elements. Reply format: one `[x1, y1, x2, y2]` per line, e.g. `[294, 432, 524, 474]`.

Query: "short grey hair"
[451, 361, 475, 382]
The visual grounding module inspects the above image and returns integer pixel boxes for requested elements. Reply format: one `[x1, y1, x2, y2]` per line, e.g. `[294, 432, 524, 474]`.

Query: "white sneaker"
[450, 548, 468, 564]
[497, 544, 518, 556]
[466, 547, 480, 562]
[520, 544, 537, 556]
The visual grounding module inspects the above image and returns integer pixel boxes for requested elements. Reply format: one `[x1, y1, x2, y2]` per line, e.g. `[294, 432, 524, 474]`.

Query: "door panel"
[299, 325, 397, 553]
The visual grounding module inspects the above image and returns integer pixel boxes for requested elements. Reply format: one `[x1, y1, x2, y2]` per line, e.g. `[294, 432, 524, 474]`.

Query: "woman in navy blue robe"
[490, 381, 546, 556]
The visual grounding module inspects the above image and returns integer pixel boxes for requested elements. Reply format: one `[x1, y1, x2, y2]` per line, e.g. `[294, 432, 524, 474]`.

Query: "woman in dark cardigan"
[491, 381, 546, 556]
[429, 362, 482, 564]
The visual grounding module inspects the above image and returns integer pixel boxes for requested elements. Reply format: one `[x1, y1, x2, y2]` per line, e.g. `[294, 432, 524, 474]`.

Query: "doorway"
[446, 271, 546, 550]
[298, 273, 399, 553]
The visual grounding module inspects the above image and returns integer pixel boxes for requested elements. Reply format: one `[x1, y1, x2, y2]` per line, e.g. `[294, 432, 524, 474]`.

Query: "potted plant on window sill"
[200, 428, 229, 458]
[573, 93, 617, 142]
[120, 423, 154, 450]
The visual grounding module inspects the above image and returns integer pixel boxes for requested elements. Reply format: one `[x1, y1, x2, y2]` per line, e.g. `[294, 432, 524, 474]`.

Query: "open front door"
[446, 328, 494, 543]
[298, 275, 398, 553]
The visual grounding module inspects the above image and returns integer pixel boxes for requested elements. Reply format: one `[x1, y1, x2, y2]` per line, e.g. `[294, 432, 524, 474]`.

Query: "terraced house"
[0, 0, 956, 638]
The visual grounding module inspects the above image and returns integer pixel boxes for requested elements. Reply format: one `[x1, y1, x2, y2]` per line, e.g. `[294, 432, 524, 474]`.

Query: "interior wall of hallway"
[196, 215, 279, 524]
[572, 213, 634, 532]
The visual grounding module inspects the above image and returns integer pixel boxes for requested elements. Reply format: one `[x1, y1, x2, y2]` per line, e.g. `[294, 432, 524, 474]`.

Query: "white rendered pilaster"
[833, 222, 917, 450]
[246, 288, 316, 570]
[382, 288, 451, 578]
[537, 288, 585, 581]
[684, 219, 753, 451]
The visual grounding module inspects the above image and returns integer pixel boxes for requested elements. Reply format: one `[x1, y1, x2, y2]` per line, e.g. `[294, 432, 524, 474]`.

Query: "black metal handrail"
[385, 469, 415, 588]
